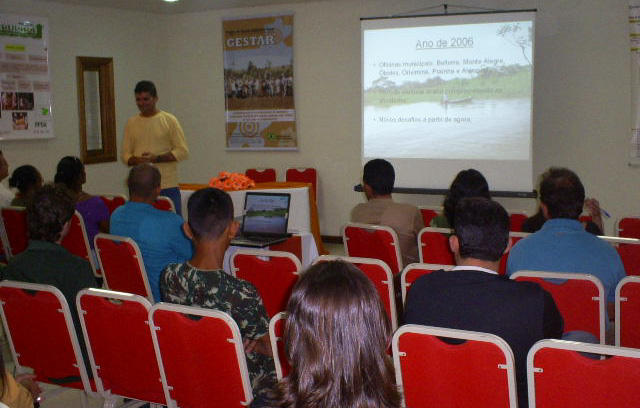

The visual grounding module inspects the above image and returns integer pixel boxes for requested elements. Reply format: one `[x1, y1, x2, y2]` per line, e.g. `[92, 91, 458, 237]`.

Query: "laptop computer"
[231, 192, 292, 248]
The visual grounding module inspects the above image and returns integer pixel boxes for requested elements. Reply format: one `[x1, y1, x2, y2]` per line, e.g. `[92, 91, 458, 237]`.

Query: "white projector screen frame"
[361, 11, 536, 194]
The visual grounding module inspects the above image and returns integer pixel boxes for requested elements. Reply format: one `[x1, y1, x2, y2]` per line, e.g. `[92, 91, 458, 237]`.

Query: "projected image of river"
[364, 98, 531, 160]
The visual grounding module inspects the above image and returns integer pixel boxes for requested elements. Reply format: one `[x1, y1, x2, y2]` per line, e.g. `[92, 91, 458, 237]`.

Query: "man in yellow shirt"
[122, 80, 189, 215]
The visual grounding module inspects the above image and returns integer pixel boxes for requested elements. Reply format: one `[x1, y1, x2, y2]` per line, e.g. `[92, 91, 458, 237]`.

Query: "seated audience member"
[351, 158, 424, 266]
[430, 168, 491, 228]
[161, 187, 276, 399]
[267, 260, 401, 408]
[507, 167, 625, 321]
[522, 197, 604, 235]
[404, 197, 563, 408]
[8, 165, 42, 207]
[3, 184, 98, 369]
[0, 151, 13, 207]
[111, 163, 192, 302]
[54, 156, 109, 248]
[0, 352, 40, 408]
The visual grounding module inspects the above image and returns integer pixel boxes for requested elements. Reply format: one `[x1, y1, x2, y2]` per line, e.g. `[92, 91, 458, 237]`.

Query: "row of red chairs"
[245, 167, 317, 199]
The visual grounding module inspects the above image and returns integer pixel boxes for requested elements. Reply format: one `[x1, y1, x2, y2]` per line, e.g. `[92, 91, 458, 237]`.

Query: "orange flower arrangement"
[209, 171, 255, 191]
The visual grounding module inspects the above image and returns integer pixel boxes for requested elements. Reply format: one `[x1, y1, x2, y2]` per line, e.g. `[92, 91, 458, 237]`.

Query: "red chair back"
[616, 240, 640, 276]
[269, 312, 290, 380]
[343, 223, 403, 275]
[0, 281, 93, 393]
[150, 304, 252, 408]
[417, 206, 441, 227]
[509, 212, 527, 232]
[77, 289, 165, 404]
[616, 276, 640, 348]
[528, 340, 640, 408]
[245, 168, 276, 183]
[94, 234, 153, 302]
[1, 206, 28, 257]
[400, 263, 454, 304]
[61, 211, 98, 275]
[98, 194, 126, 215]
[393, 325, 517, 408]
[498, 232, 529, 275]
[314, 255, 397, 329]
[230, 249, 301, 318]
[511, 271, 606, 342]
[285, 168, 317, 200]
[418, 227, 454, 265]
[616, 217, 640, 239]
[153, 196, 175, 212]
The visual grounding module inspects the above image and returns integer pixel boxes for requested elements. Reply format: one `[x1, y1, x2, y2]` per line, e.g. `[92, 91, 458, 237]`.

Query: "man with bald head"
[110, 163, 193, 301]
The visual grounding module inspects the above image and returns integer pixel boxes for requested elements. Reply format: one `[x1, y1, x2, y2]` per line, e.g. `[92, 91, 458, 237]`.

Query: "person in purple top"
[54, 156, 109, 248]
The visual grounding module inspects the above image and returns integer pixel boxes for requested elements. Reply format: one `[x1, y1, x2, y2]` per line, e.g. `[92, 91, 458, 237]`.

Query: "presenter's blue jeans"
[161, 187, 182, 217]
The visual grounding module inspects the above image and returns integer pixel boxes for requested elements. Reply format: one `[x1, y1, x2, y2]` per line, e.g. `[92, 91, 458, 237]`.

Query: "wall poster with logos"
[0, 14, 52, 140]
[223, 14, 297, 150]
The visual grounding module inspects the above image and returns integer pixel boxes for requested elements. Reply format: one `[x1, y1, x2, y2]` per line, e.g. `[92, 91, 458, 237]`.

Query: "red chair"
[615, 276, 640, 348]
[511, 271, 606, 343]
[508, 211, 528, 232]
[97, 193, 126, 215]
[418, 227, 454, 265]
[527, 339, 640, 408]
[342, 222, 403, 275]
[61, 211, 99, 276]
[230, 249, 301, 318]
[94, 234, 153, 302]
[393, 325, 517, 408]
[77, 289, 166, 406]
[245, 168, 276, 183]
[153, 196, 175, 212]
[285, 167, 317, 200]
[0, 206, 28, 257]
[616, 216, 640, 239]
[314, 255, 398, 329]
[417, 205, 442, 226]
[599, 235, 640, 276]
[400, 263, 454, 304]
[498, 232, 530, 275]
[269, 312, 289, 380]
[0, 281, 95, 401]
[150, 303, 253, 408]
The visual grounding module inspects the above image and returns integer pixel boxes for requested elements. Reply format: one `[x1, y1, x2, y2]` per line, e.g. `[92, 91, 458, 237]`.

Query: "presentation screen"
[362, 11, 535, 193]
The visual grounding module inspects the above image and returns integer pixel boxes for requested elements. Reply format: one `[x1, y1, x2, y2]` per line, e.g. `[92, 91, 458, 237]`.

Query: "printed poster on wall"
[223, 14, 297, 150]
[0, 15, 52, 140]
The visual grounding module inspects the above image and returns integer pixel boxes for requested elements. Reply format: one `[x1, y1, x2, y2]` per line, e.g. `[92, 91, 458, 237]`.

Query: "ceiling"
[37, 0, 319, 14]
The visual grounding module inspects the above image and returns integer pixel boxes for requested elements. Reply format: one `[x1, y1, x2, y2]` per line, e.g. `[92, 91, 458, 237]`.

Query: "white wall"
[0, 0, 634, 237]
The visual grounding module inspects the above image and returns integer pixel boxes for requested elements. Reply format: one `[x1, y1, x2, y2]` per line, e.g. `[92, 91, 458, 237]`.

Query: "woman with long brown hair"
[269, 260, 401, 408]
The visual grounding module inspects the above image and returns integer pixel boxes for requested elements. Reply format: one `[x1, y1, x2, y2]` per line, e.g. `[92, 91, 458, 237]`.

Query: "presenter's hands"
[127, 155, 152, 166]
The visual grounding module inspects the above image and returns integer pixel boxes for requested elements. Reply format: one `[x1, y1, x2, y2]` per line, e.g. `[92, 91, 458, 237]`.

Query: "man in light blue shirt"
[507, 167, 625, 320]
[111, 163, 193, 301]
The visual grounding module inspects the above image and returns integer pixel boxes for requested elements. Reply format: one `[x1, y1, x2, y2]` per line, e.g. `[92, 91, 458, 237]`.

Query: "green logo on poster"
[266, 133, 278, 140]
[0, 23, 44, 39]
[41, 107, 49, 115]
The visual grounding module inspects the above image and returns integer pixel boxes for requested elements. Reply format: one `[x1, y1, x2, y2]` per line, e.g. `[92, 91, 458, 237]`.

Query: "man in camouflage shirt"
[160, 187, 276, 398]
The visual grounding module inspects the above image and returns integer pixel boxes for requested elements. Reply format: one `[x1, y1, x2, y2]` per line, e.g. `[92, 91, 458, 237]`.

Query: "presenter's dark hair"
[127, 163, 161, 199]
[54, 156, 84, 190]
[27, 184, 75, 243]
[363, 158, 395, 196]
[274, 260, 401, 408]
[9, 165, 41, 194]
[539, 167, 585, 219]
[444, 169, 491, 227]
[187, 187, 234, 240]
[134, 80, 157, 97]
[454, 197, 509, 262]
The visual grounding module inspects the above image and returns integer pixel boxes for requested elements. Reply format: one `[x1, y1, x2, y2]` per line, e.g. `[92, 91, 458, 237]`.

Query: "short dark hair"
[187, 188, 234, 240]
[454, 197, 509, 262]
[539, 167, 584, 219]
[134, 80, 157, 97]
[27, 184, 75, 242]
[444, 169, 491, 227]
[54, 156, 84, 189]
[9, 165, 41, 194]
[363, 159, 395, 195]
[127, 163, 161, 199]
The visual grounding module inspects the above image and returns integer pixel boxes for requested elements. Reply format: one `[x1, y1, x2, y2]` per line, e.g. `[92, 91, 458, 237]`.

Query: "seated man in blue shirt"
[110, 163, 192, 301]
[507, 167, 625, 322]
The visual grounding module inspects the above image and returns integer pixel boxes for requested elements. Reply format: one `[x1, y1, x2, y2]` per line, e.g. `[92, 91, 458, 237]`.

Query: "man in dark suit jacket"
[404, 197, 563, 408]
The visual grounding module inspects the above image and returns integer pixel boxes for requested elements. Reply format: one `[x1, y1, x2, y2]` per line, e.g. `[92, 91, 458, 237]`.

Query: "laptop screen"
[241, 192, 291, 236]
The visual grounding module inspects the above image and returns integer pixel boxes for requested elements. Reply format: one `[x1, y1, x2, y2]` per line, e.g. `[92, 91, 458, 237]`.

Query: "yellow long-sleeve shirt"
[122, 110, 189, 189]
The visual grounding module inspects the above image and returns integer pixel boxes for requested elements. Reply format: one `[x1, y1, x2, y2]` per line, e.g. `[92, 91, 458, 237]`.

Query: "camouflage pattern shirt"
[160, 262, 276, 397]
